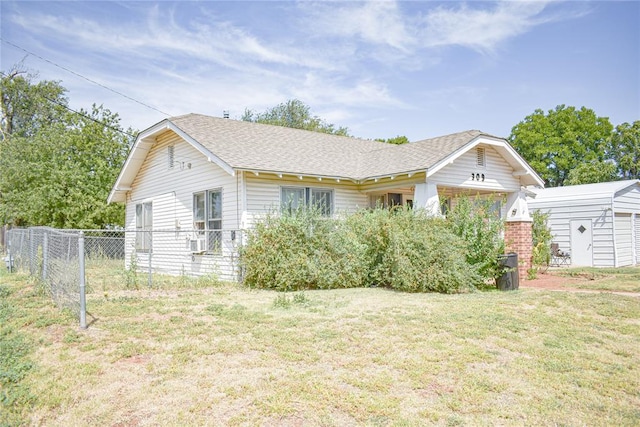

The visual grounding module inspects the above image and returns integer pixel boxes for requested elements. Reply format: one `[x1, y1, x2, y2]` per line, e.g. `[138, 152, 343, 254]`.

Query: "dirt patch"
[521, 271, 585, 290]
[522, 270, 640, 297]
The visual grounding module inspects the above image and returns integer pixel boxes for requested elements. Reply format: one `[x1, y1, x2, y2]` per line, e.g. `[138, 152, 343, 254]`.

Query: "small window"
[193, 189, 222, 252]
[370, 195, 386, 209]
[281, 187, 306, 214]
[281, 187, 333, 217]
[476, 147, 486, 167]
[440, 198, 451, 216]
[388, 193, 403, 208]
[489, 200, 502, 219]
[168, 145, 175, 169]
[311, 189, 333, 216]
[135, 202, 152, 252]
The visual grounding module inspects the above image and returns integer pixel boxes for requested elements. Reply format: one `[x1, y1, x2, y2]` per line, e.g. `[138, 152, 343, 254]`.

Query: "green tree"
[1, 65, 67, 140]
[508, 105, 614, 187]
[0, 66, 132, 228]
[242, 99, 349, 136]
[565, 160, 618, 185]
[376, 135, 409, 145]
[611, 121, 640, 180]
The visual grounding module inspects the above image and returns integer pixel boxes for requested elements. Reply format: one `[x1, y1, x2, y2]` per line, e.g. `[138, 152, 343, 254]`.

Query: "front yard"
[1, 269, 639, 426]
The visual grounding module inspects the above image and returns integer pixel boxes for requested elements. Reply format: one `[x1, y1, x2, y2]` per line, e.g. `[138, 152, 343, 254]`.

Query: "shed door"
[570, 219, 593, 267]
[615, 213, 633, 267]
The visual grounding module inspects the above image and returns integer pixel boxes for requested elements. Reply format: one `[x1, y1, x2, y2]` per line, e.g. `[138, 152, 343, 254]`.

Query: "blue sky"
[1, 1, 638, 141]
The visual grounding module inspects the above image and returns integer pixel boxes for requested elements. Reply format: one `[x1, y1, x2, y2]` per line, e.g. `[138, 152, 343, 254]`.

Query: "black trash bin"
[497, 253, 519, 291]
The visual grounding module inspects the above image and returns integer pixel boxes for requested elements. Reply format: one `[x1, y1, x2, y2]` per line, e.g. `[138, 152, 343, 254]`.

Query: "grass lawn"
[549, 267, 640, 293]
[1, 268, 639, 426]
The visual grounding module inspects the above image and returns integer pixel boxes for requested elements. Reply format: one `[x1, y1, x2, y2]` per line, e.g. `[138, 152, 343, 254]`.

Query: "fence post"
[42, 232, 48, 282]
[79, 231, 87, 329]
[148, 250, 152, 288]
[29, 228, 35, 275]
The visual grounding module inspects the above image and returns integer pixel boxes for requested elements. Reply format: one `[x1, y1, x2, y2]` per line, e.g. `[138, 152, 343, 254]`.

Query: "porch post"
[504, 191, 533, 281]
[414, 182, 441, 216]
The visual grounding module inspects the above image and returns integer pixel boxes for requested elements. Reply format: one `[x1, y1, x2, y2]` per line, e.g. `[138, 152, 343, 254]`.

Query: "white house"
[528, 180, 640, 267]
[108, 114, 544, 281]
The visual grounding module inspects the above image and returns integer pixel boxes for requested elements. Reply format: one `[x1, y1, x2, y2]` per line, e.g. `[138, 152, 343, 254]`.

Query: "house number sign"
[471, 173, 485, 182]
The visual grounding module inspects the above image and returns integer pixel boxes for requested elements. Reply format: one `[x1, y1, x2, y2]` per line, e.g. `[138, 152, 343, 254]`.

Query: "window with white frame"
[193, 189, 222, 252]
[135, 202, 152, 252]
[281, 187, 333, 216]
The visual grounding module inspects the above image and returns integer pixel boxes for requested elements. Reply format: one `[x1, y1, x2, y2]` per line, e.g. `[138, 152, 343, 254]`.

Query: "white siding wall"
[614, 213, 633, 267]
[431, 145, 521, 192]
[613, 185, 639, 266]
[636, 214, 640, 265]
[124, 130, 241, 280]
[613, 186, 640, 213]
[243, 174, 368, 226]
[528, 197, 615, 267]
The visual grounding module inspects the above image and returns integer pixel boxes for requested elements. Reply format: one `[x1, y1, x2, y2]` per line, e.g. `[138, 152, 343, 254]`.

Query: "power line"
[43, 95, 139, 139]
[0, 70, 138, 139]
[1, 38, 173, 117]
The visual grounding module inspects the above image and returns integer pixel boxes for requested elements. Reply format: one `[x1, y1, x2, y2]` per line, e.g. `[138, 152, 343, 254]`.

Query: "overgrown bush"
[346, 208, 481, 292]
[240, 209, 368, 291]
[446, 195, 505, 285]
[241, 207, 482, 293]
[529, 210, 553, 278]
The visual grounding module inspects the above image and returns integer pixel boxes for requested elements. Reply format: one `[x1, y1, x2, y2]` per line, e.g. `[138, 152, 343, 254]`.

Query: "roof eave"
[426, 134, 545, 188]
[107, 118, 235, 204]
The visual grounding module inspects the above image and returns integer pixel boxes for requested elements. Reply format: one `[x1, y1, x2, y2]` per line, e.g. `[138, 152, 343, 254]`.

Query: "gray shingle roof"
[169, 114, 487, 180]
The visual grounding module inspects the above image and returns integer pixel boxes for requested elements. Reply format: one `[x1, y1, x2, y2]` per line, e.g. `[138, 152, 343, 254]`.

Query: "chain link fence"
[4, 227, 243, 326]
[5, 227, 87, 326]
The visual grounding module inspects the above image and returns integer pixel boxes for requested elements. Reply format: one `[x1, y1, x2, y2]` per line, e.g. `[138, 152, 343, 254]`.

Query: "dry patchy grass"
[551, 267, 640, 293]
[2, 269, 639, 426]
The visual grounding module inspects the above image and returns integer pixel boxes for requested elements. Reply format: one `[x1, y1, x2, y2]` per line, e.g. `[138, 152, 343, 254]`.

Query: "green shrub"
[446, 195, 505, 285]
[531, 210, 553, 269]
[382, 210, 481, 293]
[241, 207, 481, 293]
[240, 209, 368, 291]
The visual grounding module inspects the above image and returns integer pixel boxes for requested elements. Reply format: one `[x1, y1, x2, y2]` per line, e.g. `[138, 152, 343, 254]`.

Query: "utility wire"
[43, 95, 139, 139]
[1, 70, 138, 139]
[1, 38, 173, 117]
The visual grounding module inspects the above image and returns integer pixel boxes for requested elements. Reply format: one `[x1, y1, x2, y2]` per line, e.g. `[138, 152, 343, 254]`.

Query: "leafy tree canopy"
[508, 105, 613, 187]
[1, 64, 68, 140]
[242, 99, 349, 136]
[0, 65, 133, 228]
[611, 121, 640, 180]
[375, 135, 409, 145]
[565, 160, 618, 186]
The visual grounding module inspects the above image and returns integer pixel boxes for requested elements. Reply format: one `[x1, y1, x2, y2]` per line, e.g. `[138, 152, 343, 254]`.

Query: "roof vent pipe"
[223, 110, 230, 119]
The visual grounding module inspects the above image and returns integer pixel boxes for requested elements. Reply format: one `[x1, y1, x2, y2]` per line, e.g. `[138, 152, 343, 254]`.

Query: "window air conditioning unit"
[190, 238, 206, 253]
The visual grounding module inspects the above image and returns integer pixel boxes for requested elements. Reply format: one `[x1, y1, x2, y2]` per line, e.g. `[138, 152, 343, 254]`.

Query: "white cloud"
[10, 7, 328, 74]
[301, 1, 415, 52]
[419, 1, 561, 53]
[2, 0, 596, 138]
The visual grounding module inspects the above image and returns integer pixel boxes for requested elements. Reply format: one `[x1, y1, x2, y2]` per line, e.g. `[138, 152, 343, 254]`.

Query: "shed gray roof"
[529, 179, 640, 201]
[169, 114, 486, 180]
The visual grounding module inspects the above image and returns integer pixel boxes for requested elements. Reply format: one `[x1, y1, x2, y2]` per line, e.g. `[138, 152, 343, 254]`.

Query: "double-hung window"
[193, 189, 222, 252]
[135, 202, 152, 252]
[281, 187, 333, 217]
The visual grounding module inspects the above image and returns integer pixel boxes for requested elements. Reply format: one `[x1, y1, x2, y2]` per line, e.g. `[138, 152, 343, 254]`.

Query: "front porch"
[362, 181, 534, 280]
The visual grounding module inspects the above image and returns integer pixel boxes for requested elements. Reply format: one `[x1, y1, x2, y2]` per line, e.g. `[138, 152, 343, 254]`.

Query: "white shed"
[528, 180, 640, 267]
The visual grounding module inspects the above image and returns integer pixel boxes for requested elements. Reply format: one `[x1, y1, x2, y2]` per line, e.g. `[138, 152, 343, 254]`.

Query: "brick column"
[505, 221, 533, 281]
